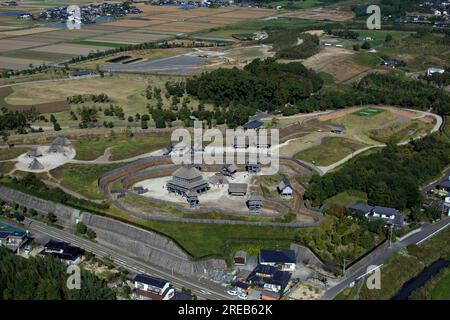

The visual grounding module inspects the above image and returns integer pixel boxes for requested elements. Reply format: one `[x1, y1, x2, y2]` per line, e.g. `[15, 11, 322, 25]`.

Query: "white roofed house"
[427, 67, 445, 77]
[276, 178, 293, 196]
[133, 274, 174, 300]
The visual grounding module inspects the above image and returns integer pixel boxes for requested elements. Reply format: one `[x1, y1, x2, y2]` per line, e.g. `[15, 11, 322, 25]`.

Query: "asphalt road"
[23, 217, 232, 301]
[321, 217, 450, 300]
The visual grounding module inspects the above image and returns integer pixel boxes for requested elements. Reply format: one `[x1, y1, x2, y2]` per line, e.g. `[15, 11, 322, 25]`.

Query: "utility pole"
[343, 259, 347, 275]
[389, 225, 394, 248]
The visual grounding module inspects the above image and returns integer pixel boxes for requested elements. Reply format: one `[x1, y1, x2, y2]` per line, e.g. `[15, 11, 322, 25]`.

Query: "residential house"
[242, 119, 263, 130]
[350, 203, 404, 227]
[259, 249, 296, 271]
[0, 231, 27, 252]
[437, 180, 450, 192]
[134, 274, 174, 300]
[276, 178, 293, 196]
[247, 264, 291, 293]
[330, 125, 345, 134]
[43, 240, 84, 264]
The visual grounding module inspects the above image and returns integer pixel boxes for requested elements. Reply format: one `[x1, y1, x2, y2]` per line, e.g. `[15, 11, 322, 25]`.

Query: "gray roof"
[438, 180, 450, 189]
[172, 166, 202, 180]
[28, 158, 44, 170]
[27, 147, 42, 157]
[48, 144, 65, 153]
[209, 173, 228, 185]
[248, 193, 263, 202]
[186, 190, 198, 198]
[277, 178, 292, 192]
[52, 136, 71, 146]
[224, 164, 237, 173]
[350, 203, 373, 213]
[228, 183, 248, 194]
[235, 250, 247, 258]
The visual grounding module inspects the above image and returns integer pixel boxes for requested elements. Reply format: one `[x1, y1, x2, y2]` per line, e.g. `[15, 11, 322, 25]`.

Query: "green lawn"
[324, 190, 368, 208]
[296, 137, 367, 166]
[50, 163, 122, 200]
[0, 162, 15, 174]
[0, 147, 27, 161]
[72, 135, 170, 161]
[353, 107, 384, 117]
[353, 51, 383, 68]
[431, 269, 450, 300]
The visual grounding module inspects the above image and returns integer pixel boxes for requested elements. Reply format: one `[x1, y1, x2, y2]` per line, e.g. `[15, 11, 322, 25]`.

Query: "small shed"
[234, 251, 247, 266]
[277, 178, 293, 196]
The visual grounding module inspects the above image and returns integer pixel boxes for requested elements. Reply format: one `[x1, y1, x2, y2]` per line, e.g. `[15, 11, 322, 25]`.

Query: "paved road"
[321, 217, 450, 300]
[23, 217, 232, 301]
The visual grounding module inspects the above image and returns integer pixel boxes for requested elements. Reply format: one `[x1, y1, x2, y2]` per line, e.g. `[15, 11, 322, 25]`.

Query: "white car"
[227, 290, 238, 296]
[24, 246, 32, 255]
[238, 293, 248, 300]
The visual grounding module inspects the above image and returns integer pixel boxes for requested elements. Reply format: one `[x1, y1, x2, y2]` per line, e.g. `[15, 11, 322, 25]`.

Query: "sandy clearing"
[301, 46, 353, 72]
[15, 146, 76, 173]
[135, 171, 255, 211]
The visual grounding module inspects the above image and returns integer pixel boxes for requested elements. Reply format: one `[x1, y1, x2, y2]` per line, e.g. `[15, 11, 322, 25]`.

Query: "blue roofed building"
[133, 274, 174, 300]
[242, 119, 263, 130]
[247, 264, 292, 293]
[259, 249, 296, 271]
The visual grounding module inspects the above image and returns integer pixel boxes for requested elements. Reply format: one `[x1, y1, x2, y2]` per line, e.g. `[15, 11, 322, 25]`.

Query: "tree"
[76, 222, 88, 235]
[361, 41, 371, 50]
[127, 116, 134, 122]
[353, 44, 360, 51]
[47, 212, 57, 223]
[53, 122, 61, 131]
[385, 34, 393, 42]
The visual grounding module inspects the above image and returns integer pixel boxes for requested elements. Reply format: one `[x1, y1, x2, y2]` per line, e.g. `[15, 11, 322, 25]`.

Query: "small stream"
[392, 259, 450, 300]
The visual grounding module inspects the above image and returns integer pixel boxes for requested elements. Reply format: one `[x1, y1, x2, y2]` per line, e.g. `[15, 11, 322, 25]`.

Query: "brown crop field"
[144, 21, 219, 33]
[0, 56, 47, 70]
[283, 7, 355, 22]
[31, 43, 113, 56]
[0, 27, 58, 37]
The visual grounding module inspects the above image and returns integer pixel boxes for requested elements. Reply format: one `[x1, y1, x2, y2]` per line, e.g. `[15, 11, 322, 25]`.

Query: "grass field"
[323, 190, 368, 208]
[336, 227, 450, 300]
[431, 269, 450, 300]
[0, 147, 27, 161]
[296, 137, 367, 166]
[5, 73, 207, 127]
[369, 119, 435, 143]
[0, 161, 14, 174]
[353, 51, 383, 68]
[50, 163, 122, 199]
[353, 107, 384, 117]
[73, 135, 170, 161]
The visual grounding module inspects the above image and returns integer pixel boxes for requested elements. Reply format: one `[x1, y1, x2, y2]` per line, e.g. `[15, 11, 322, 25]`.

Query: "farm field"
[0, 5, 276, 69]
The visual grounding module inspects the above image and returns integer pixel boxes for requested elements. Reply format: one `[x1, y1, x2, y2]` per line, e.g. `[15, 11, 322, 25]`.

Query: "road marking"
[416, 221, 450, 245]
[356, 264, 383, 281]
